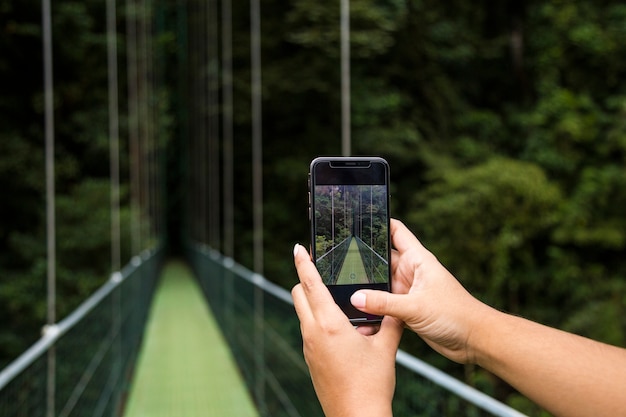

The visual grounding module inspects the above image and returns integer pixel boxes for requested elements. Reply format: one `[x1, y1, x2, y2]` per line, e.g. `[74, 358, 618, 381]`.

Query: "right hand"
[350, 219, 493, 364]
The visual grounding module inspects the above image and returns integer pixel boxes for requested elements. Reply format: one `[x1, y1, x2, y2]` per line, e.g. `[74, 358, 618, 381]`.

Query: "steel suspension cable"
[42, 0, 56, 333]
[208, 0, 220, 250]
[341, 0, 351, 156]
[107, 0, 121, 272]
[42, 0, 56, 415]
[126, 0, 141, 255]
[106, 1, 123, 414]
[250, 0, 265, 412]
[251, 0, 263, 275]
[137, 0, 147, 247]
[145, 0, 157, 245]
[144, 0, 155, 247]
[221, 0, 234, 259]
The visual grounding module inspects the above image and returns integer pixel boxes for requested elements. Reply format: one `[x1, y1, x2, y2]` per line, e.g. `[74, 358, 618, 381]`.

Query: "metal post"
[340, 0, 351, 156]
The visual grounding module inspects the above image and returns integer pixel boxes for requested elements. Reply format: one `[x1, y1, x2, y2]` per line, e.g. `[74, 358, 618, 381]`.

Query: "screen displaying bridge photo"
[314, 184, 389, 285]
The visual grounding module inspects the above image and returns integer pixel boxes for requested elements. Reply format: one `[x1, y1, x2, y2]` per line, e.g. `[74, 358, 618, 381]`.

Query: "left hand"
[291, 244, 403, 417]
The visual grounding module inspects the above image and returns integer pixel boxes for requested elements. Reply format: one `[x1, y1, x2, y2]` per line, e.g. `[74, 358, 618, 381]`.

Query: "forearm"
[472, 308, 626, 417]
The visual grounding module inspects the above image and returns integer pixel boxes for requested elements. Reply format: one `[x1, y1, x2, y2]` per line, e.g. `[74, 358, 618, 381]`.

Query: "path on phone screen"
[124, 261, 259, 417]
[336, 237, 370, 284]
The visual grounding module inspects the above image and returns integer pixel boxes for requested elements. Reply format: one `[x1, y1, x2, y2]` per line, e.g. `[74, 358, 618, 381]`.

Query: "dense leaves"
[245, 0, 626, 411]
[0, 0, 154, 368]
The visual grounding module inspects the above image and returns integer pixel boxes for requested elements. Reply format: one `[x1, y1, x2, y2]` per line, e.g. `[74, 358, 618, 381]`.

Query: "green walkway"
[124, 261, 258, 417]
[336, 238, 369, 284]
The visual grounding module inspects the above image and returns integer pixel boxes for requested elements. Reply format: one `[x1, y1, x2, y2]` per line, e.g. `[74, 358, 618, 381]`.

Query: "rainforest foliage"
[2, 0, 626, 413]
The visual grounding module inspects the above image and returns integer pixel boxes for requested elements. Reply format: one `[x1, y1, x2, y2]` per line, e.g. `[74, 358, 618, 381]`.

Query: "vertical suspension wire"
[340, 0, 351, 156]
[106, 0, 123, 412]
[154, 0, 166, 244]
[138, 0, 149, 248]
[251, 0, 263, 275]
[250, 0, 265, 411]
[187, 0, 196, 242]
[199, 0, 208, 246]
[221, 0, 235, 352]
[42, 0, 56, 416]
[208, 0, 220, 251]
[143, 0, 155, 248]
[175, 0, 189, 245]
[200, 0, 208, 245]
[193, 0, 198, 243]
[189, 0, 201, 244]
[42, 0, 56, 331]
[221, 0, 234, 259]
[193, 0, 205, 245]
[127, 0, 141, 255]
[107, 0, 121, 272]
[145, 0, 156, 246]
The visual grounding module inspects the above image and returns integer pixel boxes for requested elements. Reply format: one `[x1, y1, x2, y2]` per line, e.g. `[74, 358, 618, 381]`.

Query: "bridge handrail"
[354, 235, 388, 265]
[354, 235, 388, 283]
[315, 235, 351, 284]
[0, 246, 162, 416]
[192, 243, 527, 417]
[315, 235, 350, 263]
[0, 249, 155, 390]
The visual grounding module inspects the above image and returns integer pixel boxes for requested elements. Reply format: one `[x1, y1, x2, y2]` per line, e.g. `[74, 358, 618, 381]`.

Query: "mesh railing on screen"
[0, 249, 162, 417]
[315, 236, 351, 285]
[187, 244, 528, 417]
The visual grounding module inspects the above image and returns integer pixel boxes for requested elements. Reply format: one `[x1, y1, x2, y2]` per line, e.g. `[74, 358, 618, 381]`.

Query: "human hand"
[349, 219, 493, 364]
[292, 244, 403, 417]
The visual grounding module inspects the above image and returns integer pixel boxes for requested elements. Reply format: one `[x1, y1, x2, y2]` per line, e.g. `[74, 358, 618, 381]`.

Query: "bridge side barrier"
[187, 244, 527, 417]
[353, 235, 388, 283]
[0, 247, 163, 417]
[315, 236, 351, 284]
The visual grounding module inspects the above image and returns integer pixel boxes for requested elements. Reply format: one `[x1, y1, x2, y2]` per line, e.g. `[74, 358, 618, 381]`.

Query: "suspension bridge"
[0, 1, 528, 416]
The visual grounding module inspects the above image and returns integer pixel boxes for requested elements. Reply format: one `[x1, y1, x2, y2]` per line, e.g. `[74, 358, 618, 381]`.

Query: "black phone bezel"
[309, 156, 391, 324]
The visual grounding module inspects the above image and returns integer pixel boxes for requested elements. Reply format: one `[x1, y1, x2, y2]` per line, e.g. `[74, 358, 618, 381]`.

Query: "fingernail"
[351, 291, 366, 309]
[293, 243, 300, 257]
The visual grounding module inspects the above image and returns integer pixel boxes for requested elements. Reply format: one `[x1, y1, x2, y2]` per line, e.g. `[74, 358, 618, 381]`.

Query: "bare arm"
[472, 308, 626, 417]
[352, 219, 626, 417]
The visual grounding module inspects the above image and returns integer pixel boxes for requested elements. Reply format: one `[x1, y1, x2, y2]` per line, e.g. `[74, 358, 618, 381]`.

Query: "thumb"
[350, 290, 413, 321]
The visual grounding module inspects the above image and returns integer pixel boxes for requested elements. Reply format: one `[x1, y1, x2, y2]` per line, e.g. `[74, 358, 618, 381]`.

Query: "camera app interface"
[314, 184, 389, 285]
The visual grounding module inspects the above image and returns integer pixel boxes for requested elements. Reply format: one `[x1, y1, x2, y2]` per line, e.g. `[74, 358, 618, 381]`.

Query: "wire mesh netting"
[0, 250, 162, 417]
[188, 244, 526, 417]
[0, 245, 525, 417]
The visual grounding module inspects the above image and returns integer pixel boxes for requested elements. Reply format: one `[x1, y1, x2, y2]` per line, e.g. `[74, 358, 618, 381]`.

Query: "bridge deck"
[336, 237, 369, 284]
[124, 261, 258, 417]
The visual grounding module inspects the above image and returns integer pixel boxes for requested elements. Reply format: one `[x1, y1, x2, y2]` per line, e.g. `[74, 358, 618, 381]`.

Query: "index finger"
[293, 244, 344, 320]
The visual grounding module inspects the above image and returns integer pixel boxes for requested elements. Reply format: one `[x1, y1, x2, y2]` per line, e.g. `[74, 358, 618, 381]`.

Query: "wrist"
[465, 304, 508, 368]
[323, 402, 392, 417]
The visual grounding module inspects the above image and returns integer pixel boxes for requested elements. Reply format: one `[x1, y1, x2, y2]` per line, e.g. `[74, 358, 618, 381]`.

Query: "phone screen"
[309, 157, 391, 323]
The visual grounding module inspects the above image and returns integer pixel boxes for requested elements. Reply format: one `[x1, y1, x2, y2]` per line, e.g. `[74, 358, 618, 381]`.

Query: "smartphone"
[309, 157, 391, 324]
